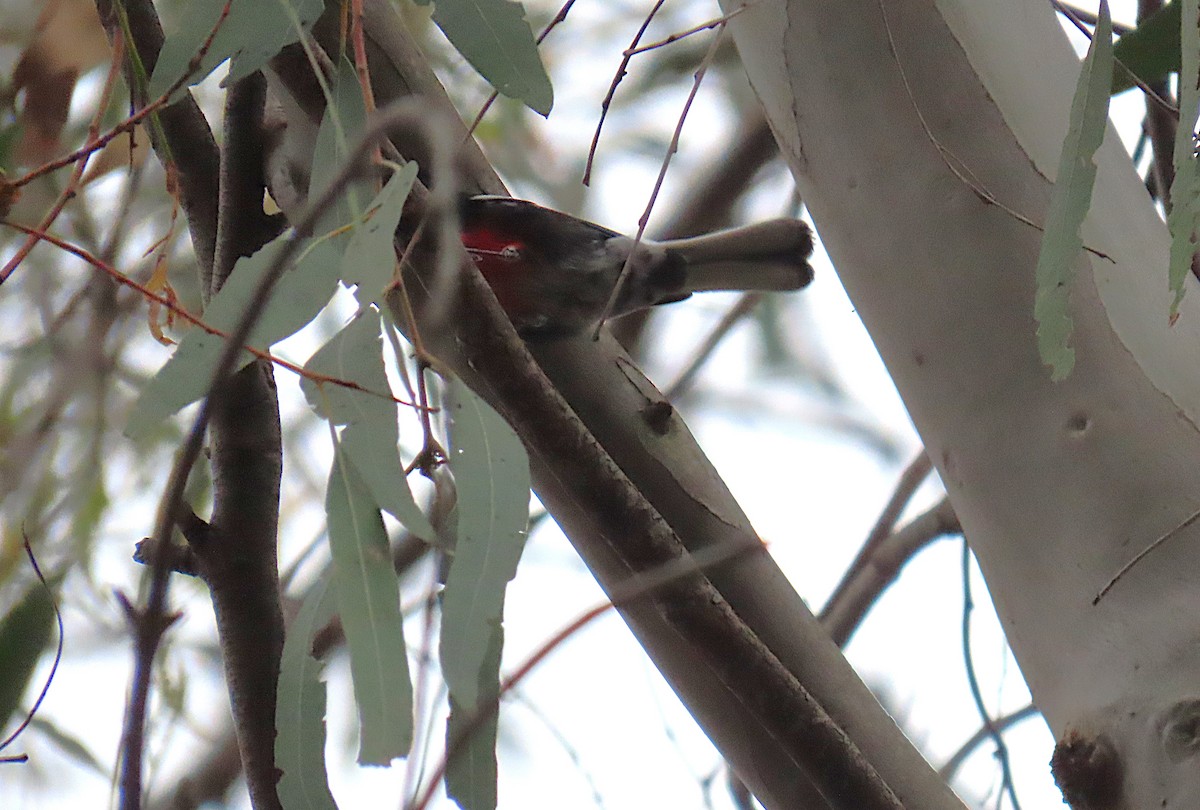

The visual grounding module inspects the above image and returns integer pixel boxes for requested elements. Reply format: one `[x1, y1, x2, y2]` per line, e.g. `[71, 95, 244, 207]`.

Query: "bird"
[458, 195, 814, 335]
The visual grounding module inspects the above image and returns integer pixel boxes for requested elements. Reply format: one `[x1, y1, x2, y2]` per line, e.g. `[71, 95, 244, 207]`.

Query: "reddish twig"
[409, 539, 761, 810]
[0, 31, 127, 283]
[2, 0, 235, 291]
[15, 0, 233, 190]
[0, 220, 419, 408]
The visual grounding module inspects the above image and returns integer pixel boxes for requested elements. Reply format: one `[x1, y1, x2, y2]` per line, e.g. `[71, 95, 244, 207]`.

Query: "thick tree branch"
[94, 0, 220, 279]
[394, 223, 901, 809]
[200, 72, 286, 810]
[266, 3, 964, 807]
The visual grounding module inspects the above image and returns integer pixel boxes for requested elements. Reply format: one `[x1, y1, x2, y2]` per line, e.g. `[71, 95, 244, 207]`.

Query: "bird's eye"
[500, 245, 522, 262]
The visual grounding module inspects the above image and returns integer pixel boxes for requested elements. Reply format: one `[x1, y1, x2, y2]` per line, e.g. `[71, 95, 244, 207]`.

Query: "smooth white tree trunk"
[724, 0, 1200, 804]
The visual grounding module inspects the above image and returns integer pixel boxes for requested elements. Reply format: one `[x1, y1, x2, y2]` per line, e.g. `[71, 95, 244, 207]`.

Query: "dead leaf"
[12, 0, 113, 165]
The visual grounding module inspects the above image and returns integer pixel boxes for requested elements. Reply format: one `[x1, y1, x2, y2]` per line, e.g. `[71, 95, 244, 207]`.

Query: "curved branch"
[821, 497, 961, 647]
[202, 71, 286, 810]
[93, 0, 220, 278]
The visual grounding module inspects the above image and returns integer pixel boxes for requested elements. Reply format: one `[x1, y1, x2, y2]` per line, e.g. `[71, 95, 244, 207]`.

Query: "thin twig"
[1050, 0, 1176, 118]
[877, 0, 1114, 262]
[1052, 1, 1133, 35]
[593, 22, 730, 336]
[821, 496, 959, 647]
[0, 537, 65, 759]
[961, 538, 1023, 810]
[409, 538, 773, 810]
[821, 451, 933, 632]
[14, 0, 233, 191]
[1094, 503, 1200, 603]
[0, 30, 126, 283]
[625, 5, 749, 57]
[582, 0, 668, 186]
[939, 703, 1040, 781]
[0, 221, 416, 408]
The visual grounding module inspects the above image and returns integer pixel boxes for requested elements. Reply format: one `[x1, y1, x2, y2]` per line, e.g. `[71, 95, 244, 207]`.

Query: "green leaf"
[312, 61, 373, 242]
[149, 0, 324, 101]
[0, 580, 58, 733]
[340, 164, 419, 306]
[412, 0, 553, 116]
[1168, 0, 1200, 314]
[1035, 0, 1113, 381]
[303, 311, 435, 540]
[125, 237, 341, 438]
[445, 631, 501, 810]
[438, 377, 529, 810]
[1112, 1, 1181, 93]
[325, 448, 413, 765]
[27, 718, 106, 776]
[276, 574, 339, 810]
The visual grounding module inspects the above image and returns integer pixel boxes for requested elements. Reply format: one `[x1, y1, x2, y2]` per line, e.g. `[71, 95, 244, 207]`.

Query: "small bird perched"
[458, 196, 815, 335]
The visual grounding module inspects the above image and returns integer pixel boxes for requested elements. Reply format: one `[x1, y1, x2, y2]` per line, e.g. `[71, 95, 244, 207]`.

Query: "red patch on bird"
[461, 226, 527, 315]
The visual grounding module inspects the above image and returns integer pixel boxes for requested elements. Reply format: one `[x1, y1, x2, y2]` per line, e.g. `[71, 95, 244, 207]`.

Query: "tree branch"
[200, 71, 286, 810]
[266, 3, 967, 806]
[93, 0, 220, 279]
[821, 497, 960, 647]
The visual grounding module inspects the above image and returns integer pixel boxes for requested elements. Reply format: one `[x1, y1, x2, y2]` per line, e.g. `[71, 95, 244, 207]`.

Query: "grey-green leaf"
[413, 0, 553, 116]
[1112, 1, 1180, 94]
[445, 630, 502, 810]
[340, 164, 418, 306]
[28, 718, 106, 777]
[149, 0, 324, 102]
[125, 237, 341, 438]
[1168, 0, 1200, 314]
[326, 448, 413, 765]
[1035, 0, 1113, 381]
[438, 377, 529, 809]
[303, 311, 435, 540]
[276, 574, 339, 810]
[0, 580, 58, 732]
[312, 61, 373, 242]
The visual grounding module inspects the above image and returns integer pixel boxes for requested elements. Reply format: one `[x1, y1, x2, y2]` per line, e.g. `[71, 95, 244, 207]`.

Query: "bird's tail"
[664, 219, 815, 294]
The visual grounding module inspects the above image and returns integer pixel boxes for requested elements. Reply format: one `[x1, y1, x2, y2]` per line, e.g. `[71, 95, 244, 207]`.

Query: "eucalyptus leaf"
[303, 311, 435, 540]
[1035, 0, 1112, 380]
[0, 580, 58, 733]
[340, 163, 418, 306]
[276, 575, 339, 810]
[326, 448, 413, 765]
[1112, 1, 1180, 94]
[412, 0, 553, 115]
[445, 631, 502, 810]
[125, 238, 341, 438]
[149, 0, 323, 101]
[438, 377, 529, 810]
[312, 61, 373, 242]
[1168, 0, 1200, 314]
